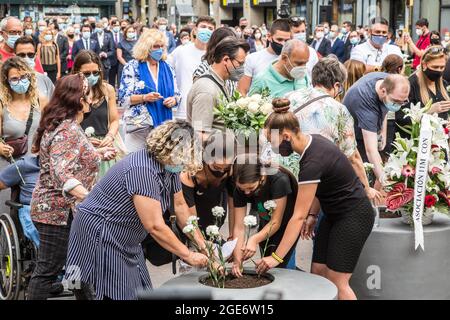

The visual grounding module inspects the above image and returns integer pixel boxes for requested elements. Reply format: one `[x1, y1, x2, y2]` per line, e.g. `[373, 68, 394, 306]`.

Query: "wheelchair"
[0, 187, 37, 300]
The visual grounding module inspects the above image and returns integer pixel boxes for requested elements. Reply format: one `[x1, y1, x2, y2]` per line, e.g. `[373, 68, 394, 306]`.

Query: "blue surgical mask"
[44, 34, 53, 42]
[9, 79, 30, 94]
[371, 35, 387, 47]
[294, 32, 307, 43]
[75, 28, 81, 35]
[6, 35, 20, 49]
[385, 101, 402, 112]
[82, 31, 91, 40]
[87, 74, 100, 87]
[150, 48, 164, 61]
[25, 29, 33, 36]
[197, 28, 213, 43]
[350, 38, 360, 45]
[127, 32, 136, 40]
[165, 164, 183, 173]
[113, 26, 120, 33]
[95, 28, 103, 34]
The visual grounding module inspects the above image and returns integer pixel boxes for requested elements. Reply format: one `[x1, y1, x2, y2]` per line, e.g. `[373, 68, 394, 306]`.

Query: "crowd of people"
[0, 13, 448, 301]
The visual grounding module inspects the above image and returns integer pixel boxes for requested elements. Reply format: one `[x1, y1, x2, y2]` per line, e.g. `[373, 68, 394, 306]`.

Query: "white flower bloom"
[363, 163, 374, 171]
[260, 102, 273, 115]
[249, 94, 262, 103]
[263, 200, 277, 211]
[186, 216, 200, 226]
[243, 215, 257, 227]
[136, 81, 146, 90]
[84, 127, 95, 137]
[384, 152, 408, 180]
[183, 224, 195, 234]
[206, 225, 220, 238]
[212, 206, 225, 218]
[403, 102, 423, 124]
[247, 101, 260, 114]
[236, 97, 250, 108]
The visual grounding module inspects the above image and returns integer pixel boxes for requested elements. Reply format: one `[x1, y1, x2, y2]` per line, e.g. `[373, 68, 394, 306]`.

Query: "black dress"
[396, 73, 449, 138]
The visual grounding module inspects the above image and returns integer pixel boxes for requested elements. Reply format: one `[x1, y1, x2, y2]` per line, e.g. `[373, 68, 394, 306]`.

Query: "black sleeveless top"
[182, 172, 234, 232]
[81, 98, 109, 137]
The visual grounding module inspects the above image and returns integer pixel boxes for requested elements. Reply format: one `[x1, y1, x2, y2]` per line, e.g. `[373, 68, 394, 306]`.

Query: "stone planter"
[350, 214, 450, 300]
[161, 268, 337, 300]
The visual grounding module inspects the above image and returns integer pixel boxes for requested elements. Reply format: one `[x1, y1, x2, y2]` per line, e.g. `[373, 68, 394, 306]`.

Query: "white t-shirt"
[167, 42, 205, 119]
[244, 47, 319, 81]
[350, 41, 403, 67]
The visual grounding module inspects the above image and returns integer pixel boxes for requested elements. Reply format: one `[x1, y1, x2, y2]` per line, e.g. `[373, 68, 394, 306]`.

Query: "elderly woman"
[65, 120, 208, 300]
[119, 29, 180, 152]
[26, 74, 115, 300]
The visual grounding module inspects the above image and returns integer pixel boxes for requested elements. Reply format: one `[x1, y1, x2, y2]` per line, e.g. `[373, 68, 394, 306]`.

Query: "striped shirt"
[40, 43, 58, 65]
[65, 149, 181, 300]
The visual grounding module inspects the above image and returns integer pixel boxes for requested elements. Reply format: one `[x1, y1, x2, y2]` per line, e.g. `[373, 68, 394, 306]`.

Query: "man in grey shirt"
[343, 72, 410, 187]
[187, 37, 250, 135]
[14, 36, 54, 100]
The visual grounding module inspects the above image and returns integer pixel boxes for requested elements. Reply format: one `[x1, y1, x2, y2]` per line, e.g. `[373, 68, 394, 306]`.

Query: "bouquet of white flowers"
[214, 89, 273, 138]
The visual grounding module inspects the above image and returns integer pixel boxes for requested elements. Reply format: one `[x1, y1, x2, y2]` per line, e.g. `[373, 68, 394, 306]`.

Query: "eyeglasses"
[82, 71, 100, 77]
[17, 52, 36, 59]
[290, 16, 305, 23]
[9, 74, 31, 85]
[6, 31, 22, 36]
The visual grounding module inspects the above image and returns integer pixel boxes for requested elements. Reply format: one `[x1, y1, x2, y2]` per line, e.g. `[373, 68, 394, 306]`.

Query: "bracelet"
[271, 252, 284, 264]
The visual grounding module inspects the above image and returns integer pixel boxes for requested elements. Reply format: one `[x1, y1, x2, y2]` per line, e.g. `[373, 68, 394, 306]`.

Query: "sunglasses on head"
[17, 52, 36, 59]
[290, 16, 305, 23]
[82, 71, 100, 77]
[424, 46, 445, 57]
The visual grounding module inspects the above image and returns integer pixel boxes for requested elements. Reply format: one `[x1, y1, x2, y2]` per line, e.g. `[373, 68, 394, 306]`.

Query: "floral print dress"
[31, 119, 101, 226]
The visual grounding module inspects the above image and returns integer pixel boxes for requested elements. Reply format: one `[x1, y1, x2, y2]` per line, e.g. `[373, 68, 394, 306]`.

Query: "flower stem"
[10, 156, 25, 185]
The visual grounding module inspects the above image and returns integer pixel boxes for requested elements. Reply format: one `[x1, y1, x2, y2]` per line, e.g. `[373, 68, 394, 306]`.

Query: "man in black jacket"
[92, 22, 116, 83]
[53, 23, 69, 75]
[310, 24, 331, 58]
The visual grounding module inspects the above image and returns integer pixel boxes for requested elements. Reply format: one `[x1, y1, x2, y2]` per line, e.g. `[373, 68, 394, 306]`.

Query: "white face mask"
[445, 36, 450, 42]
[286, 57, 307, 80]
[329, 31, 336, 38]
[255, 33, 262, 40]
[416, 28, 424, 36]
[316, 32, 324, 39]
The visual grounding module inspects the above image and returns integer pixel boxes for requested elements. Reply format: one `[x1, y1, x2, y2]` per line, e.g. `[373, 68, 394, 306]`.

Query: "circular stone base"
[161, 268, 337, 300]
[350, 214, 450, 300]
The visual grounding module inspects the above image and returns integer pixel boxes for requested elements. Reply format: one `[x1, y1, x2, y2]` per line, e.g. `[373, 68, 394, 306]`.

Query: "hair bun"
[272, 98, 291, 113]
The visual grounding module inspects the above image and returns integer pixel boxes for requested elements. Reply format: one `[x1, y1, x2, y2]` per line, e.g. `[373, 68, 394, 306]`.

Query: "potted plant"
[382, 101, 450, 225]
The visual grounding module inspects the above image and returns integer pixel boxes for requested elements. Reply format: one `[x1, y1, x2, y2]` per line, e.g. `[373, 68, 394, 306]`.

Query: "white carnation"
[236, 97, 249, 108]
[206, 225, 220, 238]
[243, 215, 257, 227]
[247, 101, 260, 114]
[85, 127, 95, 137]
[212, 206, 225, 218]
[183, 224, 195, 234]
[263, 200, 277, 211]
[186, 216, 200, 226]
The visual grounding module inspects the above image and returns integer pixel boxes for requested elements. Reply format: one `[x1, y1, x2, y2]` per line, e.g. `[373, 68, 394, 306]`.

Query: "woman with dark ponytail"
[231, 152, 299, 276]
[256, 98, 374, 300]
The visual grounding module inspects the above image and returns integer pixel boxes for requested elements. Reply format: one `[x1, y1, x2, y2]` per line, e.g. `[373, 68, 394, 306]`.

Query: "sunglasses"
[424, 46, 445, 57]
[290, 16, 305, 23]
[82, 71, 100, 77]
[17, 52, 36, 59]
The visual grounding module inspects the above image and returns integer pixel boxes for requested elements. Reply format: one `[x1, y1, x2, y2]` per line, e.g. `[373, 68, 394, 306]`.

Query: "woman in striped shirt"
[66, 120, 209, 300]
[36, 27, 61, 83]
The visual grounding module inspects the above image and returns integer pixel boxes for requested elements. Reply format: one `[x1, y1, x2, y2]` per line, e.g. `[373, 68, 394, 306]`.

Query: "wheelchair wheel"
[0, 213, 21, 300]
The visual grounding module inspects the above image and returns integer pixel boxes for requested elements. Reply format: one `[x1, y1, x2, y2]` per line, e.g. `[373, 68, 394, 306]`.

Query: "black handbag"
[141, 184, 186, 274]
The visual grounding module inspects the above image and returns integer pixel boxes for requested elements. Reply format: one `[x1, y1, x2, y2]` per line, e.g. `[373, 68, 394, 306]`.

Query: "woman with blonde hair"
[396, 45, 450, 137]
[343, 59, 366, 97]
[36, 27, 61, 83]
[119, 28, 180, 152]
[0, 57, 47, 161]
[65, 120, 208, 300]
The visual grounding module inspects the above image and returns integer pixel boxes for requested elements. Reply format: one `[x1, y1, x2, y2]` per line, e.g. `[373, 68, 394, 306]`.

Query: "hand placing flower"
[241, 235, 258, 261]
[255, 256, 280, 275]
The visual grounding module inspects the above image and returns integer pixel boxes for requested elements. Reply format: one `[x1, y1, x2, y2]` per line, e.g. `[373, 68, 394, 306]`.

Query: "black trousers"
[42, 64, 57, 84]
[27, 218, 72, 300]
[109, 64, 119, 88]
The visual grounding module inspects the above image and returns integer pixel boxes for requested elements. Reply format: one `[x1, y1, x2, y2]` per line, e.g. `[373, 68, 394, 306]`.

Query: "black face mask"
[208, 165, 229, 178]
[270, 40, 284, 56]
[424, 68, 443, 82]
[279, 140, 294, 157]
[68, 34, 74, 39]
[430, 38, 441, 45]
[243, 34, 249, 40]
[240, 25, 246, 30]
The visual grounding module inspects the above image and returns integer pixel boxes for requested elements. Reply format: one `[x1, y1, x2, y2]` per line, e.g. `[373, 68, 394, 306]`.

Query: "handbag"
[141, 182, 186, 274]
[4, 106, 34, 158]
